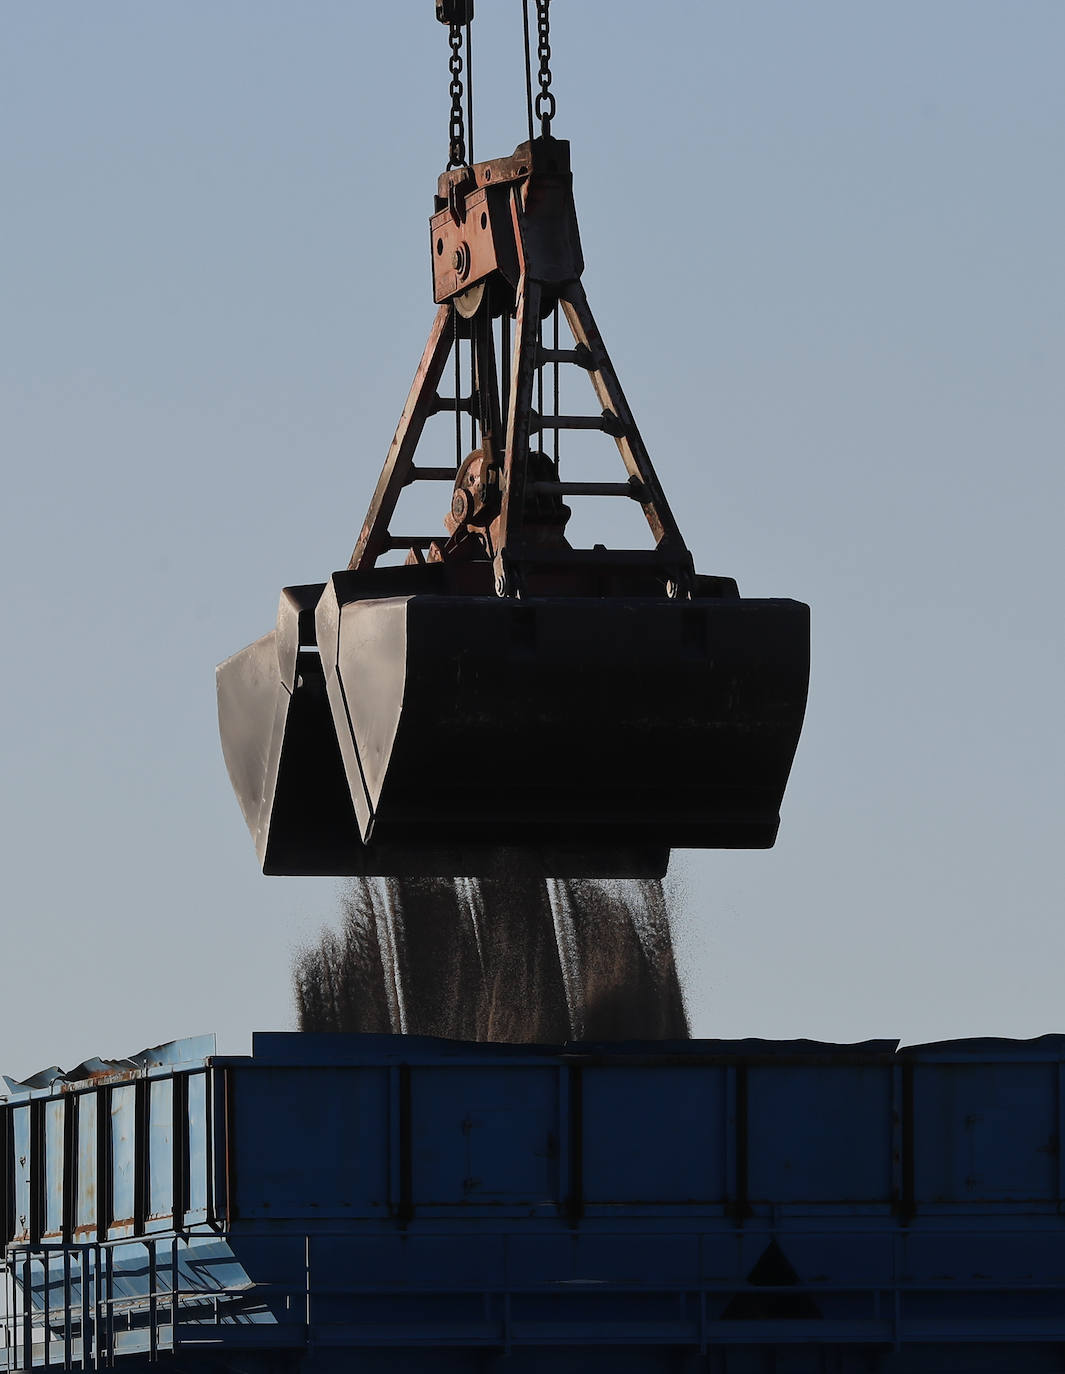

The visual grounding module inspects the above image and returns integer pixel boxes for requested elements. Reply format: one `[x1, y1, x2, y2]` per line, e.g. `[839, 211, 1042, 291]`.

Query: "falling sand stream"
[294, 857, 688, 1041]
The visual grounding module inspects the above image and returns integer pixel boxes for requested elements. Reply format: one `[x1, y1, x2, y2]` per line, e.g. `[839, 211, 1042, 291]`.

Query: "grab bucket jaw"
[216, 585, 369, 875]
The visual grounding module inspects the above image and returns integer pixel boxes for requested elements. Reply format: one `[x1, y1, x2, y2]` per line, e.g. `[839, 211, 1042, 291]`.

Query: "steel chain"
[535, 0, 555, 132]
[447, 24, 467, 168]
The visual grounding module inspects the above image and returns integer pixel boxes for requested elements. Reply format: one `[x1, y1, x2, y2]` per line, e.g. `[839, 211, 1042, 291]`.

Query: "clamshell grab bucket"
[314, 570, 810, 870]
[217, 135, 813, 881]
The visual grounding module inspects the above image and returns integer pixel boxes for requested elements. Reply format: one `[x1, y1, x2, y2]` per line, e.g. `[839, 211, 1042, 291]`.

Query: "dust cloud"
[294, 857, 688, 1042]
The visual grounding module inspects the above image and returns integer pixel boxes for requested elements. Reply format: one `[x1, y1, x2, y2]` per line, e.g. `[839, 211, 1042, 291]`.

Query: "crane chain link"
[535, 0, 555, 133]
[447, 23, 467, 169]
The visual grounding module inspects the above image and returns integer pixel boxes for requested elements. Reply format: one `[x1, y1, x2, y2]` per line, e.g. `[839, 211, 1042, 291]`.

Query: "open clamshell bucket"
[314, 568, 809, 876]
[216, 585, 368, 875]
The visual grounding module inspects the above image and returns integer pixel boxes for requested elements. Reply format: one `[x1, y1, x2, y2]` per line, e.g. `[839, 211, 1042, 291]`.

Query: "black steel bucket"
[220, 568, 808, 878]
[314, 571, 809, 869]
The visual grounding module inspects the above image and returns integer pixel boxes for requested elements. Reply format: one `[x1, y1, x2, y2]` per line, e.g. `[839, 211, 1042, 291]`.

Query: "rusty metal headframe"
[348, 136, 695, 601]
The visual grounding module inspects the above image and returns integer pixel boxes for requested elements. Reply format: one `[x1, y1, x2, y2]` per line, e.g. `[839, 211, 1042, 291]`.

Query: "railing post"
[41, 1252, 49, 1370]
[104, 1250, 113, 1370]
[2, 1256, 8, 1370]
[21, 1254, 31, 1373]
[79, 1252, 89, 1373]
[170, 1238, 178, 1354]
[46, 1253, 53, 1370]
[62, 1252, 71, 1373]
[304, 1235, 311, 1346]
[147, 1242, 157, 1364]
[92, 1247, 102, 1374]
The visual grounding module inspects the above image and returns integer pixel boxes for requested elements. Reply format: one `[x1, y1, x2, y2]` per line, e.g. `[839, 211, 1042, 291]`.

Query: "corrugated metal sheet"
[1, 1036, 216, 1100]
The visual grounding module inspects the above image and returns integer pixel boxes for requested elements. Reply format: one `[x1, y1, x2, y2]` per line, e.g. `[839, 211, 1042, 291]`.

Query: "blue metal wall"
[4, 1032, 1065, 1372]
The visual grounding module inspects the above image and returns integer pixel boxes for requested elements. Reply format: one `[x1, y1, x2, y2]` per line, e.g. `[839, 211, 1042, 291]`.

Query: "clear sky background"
[2, 2, 1062, 1079]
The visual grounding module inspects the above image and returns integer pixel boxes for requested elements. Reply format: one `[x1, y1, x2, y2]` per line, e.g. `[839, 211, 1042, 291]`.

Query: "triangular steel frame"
[347, 138, 695, 597]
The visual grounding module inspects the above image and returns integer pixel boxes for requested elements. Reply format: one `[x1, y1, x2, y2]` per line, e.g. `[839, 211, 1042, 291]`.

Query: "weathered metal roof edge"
[1, 1033, 217, 1100]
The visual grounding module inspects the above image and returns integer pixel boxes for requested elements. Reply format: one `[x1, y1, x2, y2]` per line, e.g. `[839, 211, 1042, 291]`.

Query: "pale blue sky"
[2, 2, 1063, 1077]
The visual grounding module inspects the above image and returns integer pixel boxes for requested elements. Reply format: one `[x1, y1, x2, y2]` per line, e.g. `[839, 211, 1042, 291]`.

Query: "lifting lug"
[447, 170, 476, 226]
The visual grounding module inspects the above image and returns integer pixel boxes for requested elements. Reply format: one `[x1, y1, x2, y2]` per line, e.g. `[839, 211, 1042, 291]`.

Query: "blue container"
[4, 1032, 1065, 1372]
